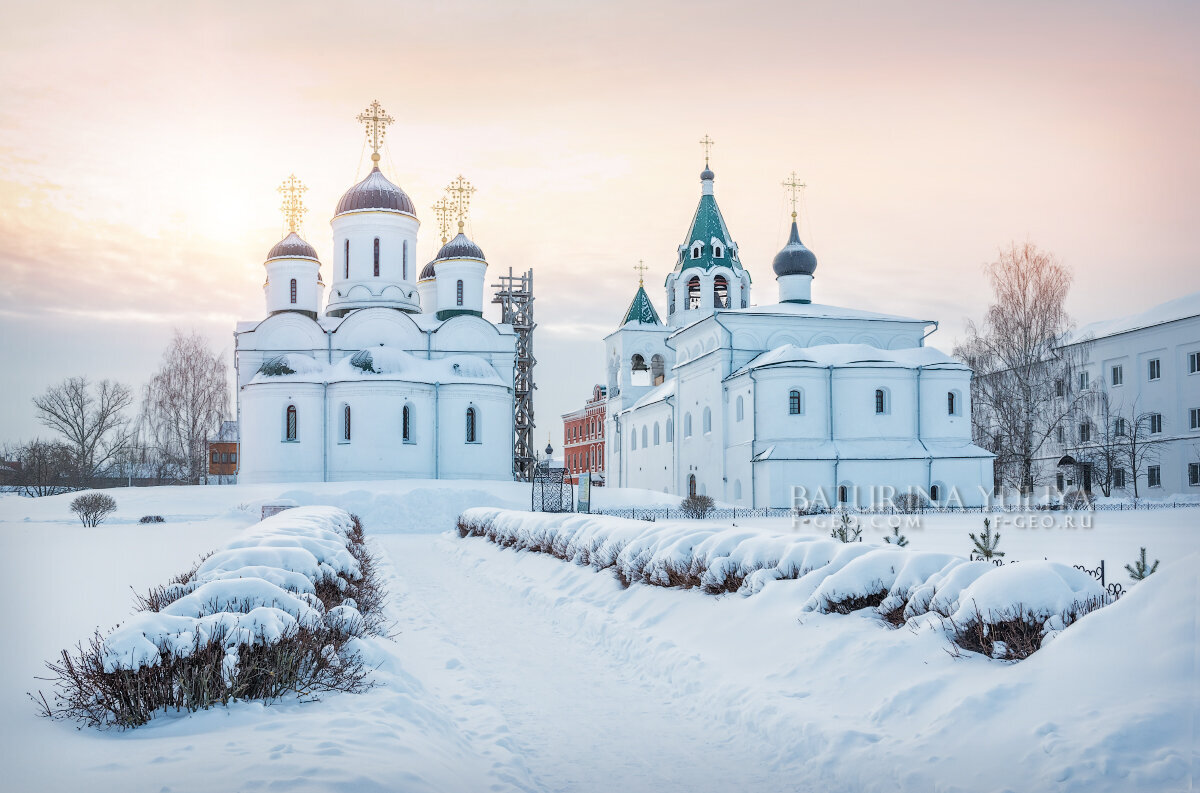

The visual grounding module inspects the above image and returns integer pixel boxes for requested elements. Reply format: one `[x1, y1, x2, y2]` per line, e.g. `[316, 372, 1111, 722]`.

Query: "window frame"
[789, 389, 802, 415]
[290, 278, 297, 304]
[1110, 364, 1123, 386]
[1149, 413, 1163, 434]
[285, 404, 298, 442]
[1147, 465, 1161, 488]
[1148, 358, 1161, 381]
[465, 406, 479, 444]
[402, 404, 414, 443]
[373, 237, 380, 277]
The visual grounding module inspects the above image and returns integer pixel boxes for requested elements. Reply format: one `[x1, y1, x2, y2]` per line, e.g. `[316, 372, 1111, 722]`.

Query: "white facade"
[605, 167, 993, 508]
[235, 161, 515, 484]
[1036, 293, 1200, 497]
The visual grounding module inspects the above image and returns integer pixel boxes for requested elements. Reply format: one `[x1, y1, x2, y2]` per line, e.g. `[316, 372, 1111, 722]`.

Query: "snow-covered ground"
[0, 482, 1194, 792]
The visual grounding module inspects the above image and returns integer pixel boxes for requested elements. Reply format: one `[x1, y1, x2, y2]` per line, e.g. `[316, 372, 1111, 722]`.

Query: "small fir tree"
[830, 510, 862, 543]
[882, 525, 909, 547]
[970, 517, 1004, 561]
[1124, 547, 1159, 581]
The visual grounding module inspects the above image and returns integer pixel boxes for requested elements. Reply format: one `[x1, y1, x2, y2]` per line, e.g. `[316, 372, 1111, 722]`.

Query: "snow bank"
[459, 509, 1118, 659]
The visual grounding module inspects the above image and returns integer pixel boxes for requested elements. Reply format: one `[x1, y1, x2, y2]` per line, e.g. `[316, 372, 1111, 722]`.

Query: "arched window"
[733, 480, 742, 500]
[402, 404, 413, 443]
[403, 240, 408, 280]
[290, 278, 297, 304]
[285, 405, 297, 441]
[736, 395, 744, 422]
[344, 240, 350, 279]
[631, 427, 637, 450]
[838, 485, 848, 504]
[789, 389, 802, 415]
[703, 407, 712, 434]
[713, 275, 728, 308]
[929, 484, 941, 503]
[342, 404, 351, 442]
[456, 279, 464, 306]
[684, 412, 693, 437]
[641, 425, 648, 448]
[741, 285, 748, 309]
[713, 243, 724, 258]
[691, 243, 703, 259]
[947, 391, 958, 416]
[373, 238, 380, 277]
[687, 276, 702, 310]
[875, 389, 887, 414]
[653, 422, 661, 445]
[669, 289, 676, 314]
[688, 474, 697, 497]
[631, 354, 649, 386]
[465, 407, 478, 443]
[666, 417, 674, 442]
[651, 354, 665, 386]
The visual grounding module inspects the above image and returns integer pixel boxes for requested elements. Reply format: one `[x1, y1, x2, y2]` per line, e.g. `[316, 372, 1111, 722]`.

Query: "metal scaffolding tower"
[492, 268, 536, 481]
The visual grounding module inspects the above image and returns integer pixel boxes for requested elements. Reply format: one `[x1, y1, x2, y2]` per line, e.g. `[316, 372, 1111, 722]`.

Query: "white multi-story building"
[604, 164, 994, 508]
[233, 110, 517, 484]
[1043, 293, 1200, 497]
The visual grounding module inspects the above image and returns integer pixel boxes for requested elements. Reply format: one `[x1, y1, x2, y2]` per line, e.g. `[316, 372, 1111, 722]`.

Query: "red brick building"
[562, 384, 606, 485]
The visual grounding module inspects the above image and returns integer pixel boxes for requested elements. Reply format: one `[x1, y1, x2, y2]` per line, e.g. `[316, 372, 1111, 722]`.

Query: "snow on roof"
[732, 302, 933, 325]
[250, 348, 505, 386]
[628, 379, 676, 411]
[735, 342, 964, 375]
[1067, 290, 1200, 344]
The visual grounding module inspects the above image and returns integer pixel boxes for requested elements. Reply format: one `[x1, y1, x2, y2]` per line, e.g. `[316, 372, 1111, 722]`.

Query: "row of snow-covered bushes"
[456, 508, 1109, 660]
[33, 506, 386, 728]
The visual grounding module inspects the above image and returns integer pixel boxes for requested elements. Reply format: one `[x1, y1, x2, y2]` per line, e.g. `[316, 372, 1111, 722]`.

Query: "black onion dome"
[335, 166, 416, 216]
[435, 232, 486, 262]
[772, 220, 818, 277]
[267, 232, 319, 261]
[700, 167, 715, 181]
[419, 260, 437, 280]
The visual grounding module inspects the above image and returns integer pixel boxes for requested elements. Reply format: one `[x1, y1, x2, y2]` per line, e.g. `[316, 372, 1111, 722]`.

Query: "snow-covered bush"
[70, 492, 116, 527]
[459, 509, 1117, 661]
[33, 507, 386, 728]
[138, 515, 165, 524]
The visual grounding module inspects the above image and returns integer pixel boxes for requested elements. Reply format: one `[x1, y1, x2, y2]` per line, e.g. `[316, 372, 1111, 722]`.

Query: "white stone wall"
[326, 210, 420, 315]
[264, 256, 324, 316]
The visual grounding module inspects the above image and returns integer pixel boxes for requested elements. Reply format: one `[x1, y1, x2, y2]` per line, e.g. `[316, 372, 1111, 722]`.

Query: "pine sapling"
[1125, 547, 1159, 581]
[830, 510, 862, 543]
[969, 517, 1004, 561]
[882, 525, 909, 547]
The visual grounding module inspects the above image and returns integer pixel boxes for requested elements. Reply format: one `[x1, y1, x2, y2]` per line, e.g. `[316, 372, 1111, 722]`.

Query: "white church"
[605, 159, 994, 508]
[233, 103, 517, 483]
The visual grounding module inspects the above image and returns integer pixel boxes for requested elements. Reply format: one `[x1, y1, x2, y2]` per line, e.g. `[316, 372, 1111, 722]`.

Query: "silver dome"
[335, 166, 416, 216]
[267, 232, 319, 261]
[772, 220, 818, 277]
[434, 232, 486, 263]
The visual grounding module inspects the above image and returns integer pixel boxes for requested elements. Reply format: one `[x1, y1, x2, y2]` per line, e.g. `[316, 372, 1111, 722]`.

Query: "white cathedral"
[233, 104, 516, 483]
[605, 161, 994, 508]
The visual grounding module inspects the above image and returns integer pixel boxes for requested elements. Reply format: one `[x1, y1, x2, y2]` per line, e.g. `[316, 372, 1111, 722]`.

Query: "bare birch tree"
[32, 377, 133, 484]
[954, 243, 1089, 493]
[1122, 405, 1167, 499]
[1071, 390, 1121, 497]
[143, 330, 229, 484]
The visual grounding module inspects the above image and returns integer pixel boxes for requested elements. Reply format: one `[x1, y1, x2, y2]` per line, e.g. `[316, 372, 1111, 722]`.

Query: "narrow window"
[1079, 371, 1089, 390]
[457, 279, 464, 306]
[733, 480, 741, 500]
[403, 240, 408, 280]
[838, 485, 847, 504]
[641, 425, 648, 448]
[684, 413, 692, 438]
[343, 404, 351, 442]
[1056, 426, 1065, 443]
[230, 452, 237, 464]
[736, 395, 744, 422]
[1114, 468, 1126, 489]
[402, 404, 412, 442]
[789, 390, 802, 415]
[290, 278, 297, 304]
[688, 474, 697, 497]
[1056, 472, 1065, 492]
[1079, 423, 1091, 443]
[286, 405, 297, 441]
[1148, 358, 1161, 381]
[1148, 465, 1161, 488]
[344, 240, 350, 279]
[703, 407, 712, 434]
[1149, 413, 1163, 434]
[211, 450, 219, 464]
[1115, 417, 1127, 436]
[466, 407, 478, 443]
[1189, 351, 1200, 374]
[373, 238, 380, 276]
[1190, 407, 1200, 430]
[947, 392, 956, 415]
[666, 417, 674, 442]
[1189, 462, 1199, 487]
[875, 389, 886, 414]
[654, 422, 660, 445]
[1111, 364, 1123, 386]
[713, 275, 728, 308]
[930, 485, 940, 502]
[1055, 379, 1065, 398]
[687, 276, 701, 310]
[631, 427, 637, 450]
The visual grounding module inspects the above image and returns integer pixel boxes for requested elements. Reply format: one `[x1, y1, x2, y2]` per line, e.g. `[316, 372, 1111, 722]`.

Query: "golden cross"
[356, 100, 394, 165]
[277, 174, 308, 234]
[699, 134, 715, 167]
[634, 260, 648, 286]
[432, 197, 453, 244]
[445, 175, 476, 233]
[782, 171, 807, 219]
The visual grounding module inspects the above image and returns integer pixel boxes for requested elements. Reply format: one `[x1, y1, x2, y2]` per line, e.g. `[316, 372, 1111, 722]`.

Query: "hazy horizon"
[2, 0, 1197, 447]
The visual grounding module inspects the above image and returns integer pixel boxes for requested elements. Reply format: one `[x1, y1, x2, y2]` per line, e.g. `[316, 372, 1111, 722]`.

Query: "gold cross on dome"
[356, 100, 394, 165]
[432, 197, 453, 245]
[782, 171, 807, 219]
[699, 134, 715, 167]
[634, 260, 648, 286]
[277, 174, 308, 234]
[445, 175, 476, 233]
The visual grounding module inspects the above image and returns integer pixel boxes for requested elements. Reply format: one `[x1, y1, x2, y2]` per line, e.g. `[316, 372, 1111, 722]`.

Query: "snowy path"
[378, 532, 794, 792]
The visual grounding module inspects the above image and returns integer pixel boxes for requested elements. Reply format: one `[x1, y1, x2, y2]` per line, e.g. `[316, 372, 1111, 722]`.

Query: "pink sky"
[1, 0, 1197, 445]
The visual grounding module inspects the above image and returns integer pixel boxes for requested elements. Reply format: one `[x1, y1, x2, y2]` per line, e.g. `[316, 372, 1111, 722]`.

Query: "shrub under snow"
[458, 508, 1111, 660]
[34, 506, 386, 728]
